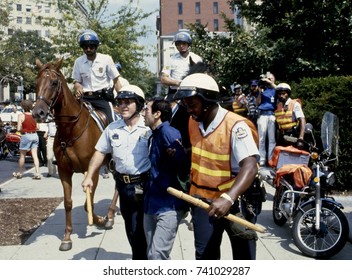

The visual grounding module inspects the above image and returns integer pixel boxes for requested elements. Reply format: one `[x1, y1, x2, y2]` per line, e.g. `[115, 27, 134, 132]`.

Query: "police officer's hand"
[81, 177, 94, 193]
[296, 138, 305, 150]
[74, 83, 84, 99]
[207, 197, 232, 218]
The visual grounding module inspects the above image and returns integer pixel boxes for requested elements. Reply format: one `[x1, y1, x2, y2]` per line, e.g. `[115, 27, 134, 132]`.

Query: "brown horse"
[32, 58, 112, 251]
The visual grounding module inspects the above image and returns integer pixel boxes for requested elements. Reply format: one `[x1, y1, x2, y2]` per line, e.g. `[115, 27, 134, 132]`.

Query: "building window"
[17, 17, 23, 24]
[214, 19, 219, 31]
[44, 30, 50, 37]
[196, 19, 201, 25]
[178, 2, 183, 15]
[195, 2, 200, 14]
[17, 4, 22, 11]
[45, 6, 50, 13]
[37, 30, 41, 37]
[8, 29, 14, 35]
[35, 17, 41, 24]
[26, 17, 32, 24]
[213, 2, 218, 14]
[178, 20, 183, 30]
[26, 5, 31, 12]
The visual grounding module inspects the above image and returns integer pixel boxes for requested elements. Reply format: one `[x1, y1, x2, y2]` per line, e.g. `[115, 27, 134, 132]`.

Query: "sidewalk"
[0, 166, 351, 260]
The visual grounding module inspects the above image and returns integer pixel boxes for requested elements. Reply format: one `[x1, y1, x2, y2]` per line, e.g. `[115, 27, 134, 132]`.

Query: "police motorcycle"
[267, 112, 349, 259]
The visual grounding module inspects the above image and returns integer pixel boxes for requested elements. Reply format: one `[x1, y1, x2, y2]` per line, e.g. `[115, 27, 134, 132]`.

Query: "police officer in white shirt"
[160, 31, 202, 99]
[72, 30, 122, 123]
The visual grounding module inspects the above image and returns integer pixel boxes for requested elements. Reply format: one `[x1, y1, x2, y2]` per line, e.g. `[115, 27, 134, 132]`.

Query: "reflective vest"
[275, 99, 301, 131]
[188, 111, 258, 200]
[232, 95, 247, 116]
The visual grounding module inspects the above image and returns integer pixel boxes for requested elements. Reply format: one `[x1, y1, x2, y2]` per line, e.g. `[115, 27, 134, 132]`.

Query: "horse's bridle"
[36, 68, 84, 123]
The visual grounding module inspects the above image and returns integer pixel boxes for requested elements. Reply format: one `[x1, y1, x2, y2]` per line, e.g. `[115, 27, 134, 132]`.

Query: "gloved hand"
[296, 138, 305, 150]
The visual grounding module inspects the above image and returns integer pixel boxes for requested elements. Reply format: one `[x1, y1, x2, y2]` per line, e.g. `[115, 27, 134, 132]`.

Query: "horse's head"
[32, 58, 64, 121]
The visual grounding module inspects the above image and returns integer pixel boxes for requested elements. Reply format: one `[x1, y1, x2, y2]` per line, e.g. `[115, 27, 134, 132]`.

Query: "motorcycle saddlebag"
[268, 145, 310, 169]
[274, 164, 312, 189]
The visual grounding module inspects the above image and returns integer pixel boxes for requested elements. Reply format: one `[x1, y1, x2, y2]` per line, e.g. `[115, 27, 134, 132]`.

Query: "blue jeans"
[144, 210, 185, 260]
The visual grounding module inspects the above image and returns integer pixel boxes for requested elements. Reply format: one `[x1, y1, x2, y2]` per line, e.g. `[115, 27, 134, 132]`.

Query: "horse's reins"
[36, 67, 91, 148]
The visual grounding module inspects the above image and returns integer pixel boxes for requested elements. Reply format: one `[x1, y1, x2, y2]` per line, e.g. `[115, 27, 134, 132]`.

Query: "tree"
[0, 30, 55, 98]
[188, 18, 273, 95]
[230, 0, 352, 81]
[47, 0, 157, 94]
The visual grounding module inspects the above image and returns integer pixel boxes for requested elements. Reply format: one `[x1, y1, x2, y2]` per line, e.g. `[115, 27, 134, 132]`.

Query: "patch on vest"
[235, 127, 248, 139]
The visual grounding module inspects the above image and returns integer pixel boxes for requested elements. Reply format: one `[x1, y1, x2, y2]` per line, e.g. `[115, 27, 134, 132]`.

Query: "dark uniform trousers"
[191, 202, 257, 260]
[83, 95, 114, 123]
[114, 173, 148, 260]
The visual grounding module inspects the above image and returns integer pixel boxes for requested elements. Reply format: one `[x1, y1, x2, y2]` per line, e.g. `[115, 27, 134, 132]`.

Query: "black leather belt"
[84, 89, 104, 99]
[115, 172, 149, 184]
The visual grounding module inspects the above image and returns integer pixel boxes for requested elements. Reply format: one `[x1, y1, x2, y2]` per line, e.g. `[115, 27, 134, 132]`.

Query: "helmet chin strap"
[127, 110, 140, 121]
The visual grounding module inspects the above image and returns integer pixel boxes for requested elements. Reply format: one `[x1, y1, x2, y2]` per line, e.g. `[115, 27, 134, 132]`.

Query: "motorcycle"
[266, 112, 349, 259]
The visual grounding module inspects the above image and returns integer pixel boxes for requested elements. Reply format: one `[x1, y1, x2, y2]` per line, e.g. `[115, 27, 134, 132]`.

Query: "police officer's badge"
[235, 127, 248, 139]
[99, 67, 103, 73]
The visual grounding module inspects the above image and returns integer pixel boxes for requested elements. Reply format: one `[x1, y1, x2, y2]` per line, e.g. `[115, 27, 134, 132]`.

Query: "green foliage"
[230, 0, 352, 81]
[291, 76, 352, 190]
[189, 21, 273, 94]
[0, 30, 55, 96]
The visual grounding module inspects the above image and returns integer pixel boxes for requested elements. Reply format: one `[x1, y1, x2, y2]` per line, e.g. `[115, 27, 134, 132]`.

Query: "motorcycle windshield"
[321, 112, 339, 157]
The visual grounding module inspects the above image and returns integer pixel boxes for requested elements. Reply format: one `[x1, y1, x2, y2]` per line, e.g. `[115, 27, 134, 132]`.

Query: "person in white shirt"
[72, 30, 122, 123]
[160, 31, 202, 99]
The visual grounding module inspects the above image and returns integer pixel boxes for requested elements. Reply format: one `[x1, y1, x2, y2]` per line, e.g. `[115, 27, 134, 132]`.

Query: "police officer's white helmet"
[174, 73, 219, 102]
[116, 85, 145, 111]
[276, 83, 291, 94]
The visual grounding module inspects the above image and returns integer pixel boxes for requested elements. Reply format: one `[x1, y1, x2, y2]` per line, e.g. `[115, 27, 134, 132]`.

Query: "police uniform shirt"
[161, 52, 202, 81]
[95, 116, 152, 175]
[72, 53, 120, 92]
[197, 105, 259, 173]
[284, 97, 305, 120]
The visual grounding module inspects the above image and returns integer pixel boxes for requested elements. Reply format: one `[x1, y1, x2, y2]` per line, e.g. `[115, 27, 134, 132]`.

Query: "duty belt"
[115, 172, 149, 184]
[83, 89, 105, 99]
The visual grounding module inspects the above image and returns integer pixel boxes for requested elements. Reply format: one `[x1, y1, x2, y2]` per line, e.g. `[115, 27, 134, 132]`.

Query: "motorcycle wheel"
[272, 187, 287, 226]
[292, 201, 349, 259]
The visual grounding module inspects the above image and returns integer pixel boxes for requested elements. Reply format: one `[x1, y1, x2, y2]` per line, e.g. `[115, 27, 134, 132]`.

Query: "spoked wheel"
[272, 187, 287, 226]
[292, 201, 349, 259]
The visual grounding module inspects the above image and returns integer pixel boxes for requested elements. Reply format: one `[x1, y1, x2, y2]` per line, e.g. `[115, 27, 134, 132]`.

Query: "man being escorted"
[143, 97, 189, 260]
[174, 73, 260, 260]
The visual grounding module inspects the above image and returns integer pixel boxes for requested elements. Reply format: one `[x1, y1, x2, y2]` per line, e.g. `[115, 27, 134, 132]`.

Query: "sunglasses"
[82, 44, 97, 50]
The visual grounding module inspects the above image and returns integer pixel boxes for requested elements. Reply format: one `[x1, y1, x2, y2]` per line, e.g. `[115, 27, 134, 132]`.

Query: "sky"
[107, 0, 159, 73]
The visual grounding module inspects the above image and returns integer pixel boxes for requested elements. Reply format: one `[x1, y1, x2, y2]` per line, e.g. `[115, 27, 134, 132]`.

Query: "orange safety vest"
[188, 111, 258, 200]
[232, 95, 247, 116]
[275, 99, 301, 131]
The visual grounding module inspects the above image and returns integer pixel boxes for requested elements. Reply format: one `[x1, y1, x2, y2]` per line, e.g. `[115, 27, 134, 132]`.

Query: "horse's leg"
[59, 173, 74, 251]
[88, 170, 106, 227]
[105, 188, 119, 229]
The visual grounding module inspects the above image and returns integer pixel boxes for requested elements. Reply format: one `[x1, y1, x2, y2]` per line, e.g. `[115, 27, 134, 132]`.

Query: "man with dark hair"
[143, 97, 189, 259]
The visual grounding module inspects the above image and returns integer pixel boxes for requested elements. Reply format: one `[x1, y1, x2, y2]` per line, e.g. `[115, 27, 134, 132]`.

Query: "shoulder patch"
[235, 127, 248, 139]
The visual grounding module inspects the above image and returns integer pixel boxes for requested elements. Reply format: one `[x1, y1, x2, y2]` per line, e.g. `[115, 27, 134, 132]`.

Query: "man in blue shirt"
[143, 97, 189, 260]
[256, 72, 277, 166]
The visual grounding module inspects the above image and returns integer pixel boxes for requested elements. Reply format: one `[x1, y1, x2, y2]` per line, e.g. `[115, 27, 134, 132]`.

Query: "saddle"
[83, 102, 109, 132]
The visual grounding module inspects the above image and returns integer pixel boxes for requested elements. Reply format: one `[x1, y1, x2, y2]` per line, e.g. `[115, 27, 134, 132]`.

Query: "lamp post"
[18, 76, 23, 101]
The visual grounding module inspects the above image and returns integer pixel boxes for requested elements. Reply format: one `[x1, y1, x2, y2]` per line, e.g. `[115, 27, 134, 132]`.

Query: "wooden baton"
[167, 187, 266, 233]
[84, 172, 93, 226]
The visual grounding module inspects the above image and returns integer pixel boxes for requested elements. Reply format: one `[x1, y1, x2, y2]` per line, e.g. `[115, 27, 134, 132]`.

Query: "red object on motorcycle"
[274, 164, 312, 189]
[6, 133, 21, 143]
[269, 145, 310, 169]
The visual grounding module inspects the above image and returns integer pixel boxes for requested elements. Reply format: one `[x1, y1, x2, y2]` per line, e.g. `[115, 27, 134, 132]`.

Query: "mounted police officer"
[72, 30, 122, 123]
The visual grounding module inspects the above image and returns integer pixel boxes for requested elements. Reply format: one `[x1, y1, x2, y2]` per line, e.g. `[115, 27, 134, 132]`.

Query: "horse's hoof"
[59, 240, 72, 251]
[104, 217, 114, 230]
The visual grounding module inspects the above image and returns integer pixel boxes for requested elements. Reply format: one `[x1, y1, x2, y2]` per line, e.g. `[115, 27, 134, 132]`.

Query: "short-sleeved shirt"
[285, 98, 305, 120]
[72, 53, 119, 92]
[95, 116, 151, 175]
[197, 105, 259, 174]
[161, 52, 202, 81]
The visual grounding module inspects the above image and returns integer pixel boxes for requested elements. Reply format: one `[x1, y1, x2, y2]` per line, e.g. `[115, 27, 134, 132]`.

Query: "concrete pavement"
[0, 166, 351, 260]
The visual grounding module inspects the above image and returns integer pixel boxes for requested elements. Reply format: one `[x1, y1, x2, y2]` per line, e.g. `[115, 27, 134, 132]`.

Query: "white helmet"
[116, 85, 145, 111]
[276, 83, 291, 93]
[174, 73, 219, 102]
